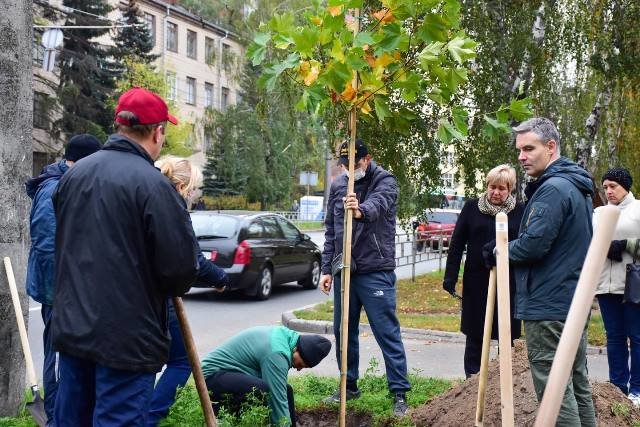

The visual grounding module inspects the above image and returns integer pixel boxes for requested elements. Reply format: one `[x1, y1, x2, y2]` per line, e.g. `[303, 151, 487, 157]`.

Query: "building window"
[33, 91, 50, 130]
[441, 172, 455, 189]
[166, 72, 177, 100]
[222, 43, 233, 72]
[221, 87, 229, 110]
[186, 30, 197, 59]
[445, 151, 454, 166]
[166, 22, 178, 52]
[205, 37, 215, 65]
[204, 132, 213, 154]
[205, 83, 214, 108]
[143, 13, 156, 47]
[186, 77, 196, 105]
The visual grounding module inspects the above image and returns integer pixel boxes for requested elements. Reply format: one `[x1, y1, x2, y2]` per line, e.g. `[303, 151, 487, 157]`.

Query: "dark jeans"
[41, 304, 58, 424]
[332, 270, 410, 393]
[148, 301, 191, 426]
[524, 320, 596, 427]
[54, 352, 155, 426]
[597, 293, 640, 395]
[464, 335, 482, 378]
[205, 371, 296, 426]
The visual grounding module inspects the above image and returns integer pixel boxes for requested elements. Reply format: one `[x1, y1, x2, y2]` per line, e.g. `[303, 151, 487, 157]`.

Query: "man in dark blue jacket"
[319, 140, 410, 416]
[25, 133, 101, 423]
[52, 88, 199, 426]
[509, 117, 596, 425]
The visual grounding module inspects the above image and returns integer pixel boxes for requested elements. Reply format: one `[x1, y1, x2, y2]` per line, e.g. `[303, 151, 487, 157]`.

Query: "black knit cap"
[338, 139, 368, 166]
[297, 334, 331, 368]
[64, 134, 102, 162]
[602, 167, 633, 192]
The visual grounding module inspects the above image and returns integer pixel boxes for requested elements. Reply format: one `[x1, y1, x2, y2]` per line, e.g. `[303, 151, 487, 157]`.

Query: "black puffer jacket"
[52, 134, 199, 372]
[322, 161, 397, 275]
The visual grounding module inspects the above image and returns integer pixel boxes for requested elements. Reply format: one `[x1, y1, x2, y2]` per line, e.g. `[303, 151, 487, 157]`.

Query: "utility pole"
[0, 0, 33, 416]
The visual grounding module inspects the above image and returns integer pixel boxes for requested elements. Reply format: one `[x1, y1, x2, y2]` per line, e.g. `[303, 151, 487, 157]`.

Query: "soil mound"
[410, 340, 640, 426]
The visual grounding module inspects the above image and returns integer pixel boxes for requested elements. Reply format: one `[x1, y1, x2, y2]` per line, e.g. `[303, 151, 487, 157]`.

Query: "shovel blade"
[26, 394, 47, 427]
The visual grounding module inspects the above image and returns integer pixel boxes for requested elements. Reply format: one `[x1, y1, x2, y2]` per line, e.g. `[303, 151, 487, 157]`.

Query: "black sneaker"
[393, 393, 408, 417]
[322, 388, 361, 404]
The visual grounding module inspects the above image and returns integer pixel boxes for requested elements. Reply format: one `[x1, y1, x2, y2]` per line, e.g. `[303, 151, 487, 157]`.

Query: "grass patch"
[294, 221, 324, 230]
[296, 271, 607, 346]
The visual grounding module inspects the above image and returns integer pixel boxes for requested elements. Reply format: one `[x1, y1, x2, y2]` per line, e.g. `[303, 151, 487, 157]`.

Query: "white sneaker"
[628, 393, 640, 408]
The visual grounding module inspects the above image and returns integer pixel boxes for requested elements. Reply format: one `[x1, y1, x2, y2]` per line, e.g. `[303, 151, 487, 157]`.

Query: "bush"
[202, 195, 261, 211]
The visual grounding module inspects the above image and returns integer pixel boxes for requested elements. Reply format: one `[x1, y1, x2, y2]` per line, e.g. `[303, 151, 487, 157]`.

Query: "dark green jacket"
[201, 326, 299, 426]
[509, 157, 594, 321]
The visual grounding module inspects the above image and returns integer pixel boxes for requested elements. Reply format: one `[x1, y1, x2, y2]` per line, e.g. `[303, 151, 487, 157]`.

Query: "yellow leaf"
[360, 100, 372, 115]
[366, 54, 376, 68]
[299, 61, 310, 73]
[375, 53, 395, 68]
[310, 16, 323, 26]
[371, 8, 394, 24]
[327, 5, 343, 17]
[341, 84, 356, 101]
[304, 64, 320, 86]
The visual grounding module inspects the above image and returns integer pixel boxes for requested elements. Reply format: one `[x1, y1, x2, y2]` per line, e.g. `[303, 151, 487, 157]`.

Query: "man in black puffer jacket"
[319, 140, 410, 417]
[52, 87, 199, 426]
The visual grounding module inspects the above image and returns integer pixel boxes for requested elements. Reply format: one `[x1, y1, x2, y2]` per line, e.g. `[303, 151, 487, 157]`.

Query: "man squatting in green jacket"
[202, 326, 331, 426]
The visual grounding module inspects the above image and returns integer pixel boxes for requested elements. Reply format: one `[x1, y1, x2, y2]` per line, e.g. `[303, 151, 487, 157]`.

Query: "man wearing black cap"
[24, 133, 101, 424]
[201, 326, 331, 426]
[52, 88, 199, 425]
[319, 139, 411, 416]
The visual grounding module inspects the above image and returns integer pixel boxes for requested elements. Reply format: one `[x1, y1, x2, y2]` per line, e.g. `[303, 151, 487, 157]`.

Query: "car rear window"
[190, 214, 238, 239]
[426, 212, 458, 223]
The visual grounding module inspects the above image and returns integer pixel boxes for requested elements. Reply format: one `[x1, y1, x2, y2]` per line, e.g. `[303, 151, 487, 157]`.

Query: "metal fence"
[394, 229, 456, 281]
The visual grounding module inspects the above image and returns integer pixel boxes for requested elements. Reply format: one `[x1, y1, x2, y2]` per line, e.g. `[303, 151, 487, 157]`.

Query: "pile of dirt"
[410, 340, 640, 426]
[297, 407, 384, 427]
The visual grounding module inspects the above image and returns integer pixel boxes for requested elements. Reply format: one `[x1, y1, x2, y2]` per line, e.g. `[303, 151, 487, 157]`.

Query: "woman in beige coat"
[594, 168, 640, 405]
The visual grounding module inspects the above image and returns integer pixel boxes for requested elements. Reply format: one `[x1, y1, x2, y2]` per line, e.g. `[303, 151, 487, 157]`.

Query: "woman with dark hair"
[442, 164, 524, 378]
[594, 167, 640, 405]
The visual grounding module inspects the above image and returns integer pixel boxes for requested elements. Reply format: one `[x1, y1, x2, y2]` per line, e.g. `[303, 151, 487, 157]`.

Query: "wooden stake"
[495, 212, 514, 427]
[534, 205, 619, 427]
[172, 297, 217, 427]
[339, 8, 360, 427]
[475, 268, 497, 426]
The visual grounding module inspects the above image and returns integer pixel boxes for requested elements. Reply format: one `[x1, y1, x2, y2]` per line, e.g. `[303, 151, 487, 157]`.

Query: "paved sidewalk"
[284, 306, 610, 382]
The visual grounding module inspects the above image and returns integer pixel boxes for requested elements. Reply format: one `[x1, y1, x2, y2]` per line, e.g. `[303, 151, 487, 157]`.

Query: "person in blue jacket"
[25, 133, 102, 424]
[485, 117, 596, 426]
[147, 156, 229, 426]
[319, 140, 410, 417]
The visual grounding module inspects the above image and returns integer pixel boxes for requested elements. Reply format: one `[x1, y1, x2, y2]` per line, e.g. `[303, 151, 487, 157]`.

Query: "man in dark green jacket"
[201, 326, 331, 426]
[509, 117, 596, 426]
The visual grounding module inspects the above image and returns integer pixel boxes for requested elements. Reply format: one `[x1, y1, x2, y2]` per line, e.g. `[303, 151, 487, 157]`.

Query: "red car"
[415, 209, 460, 251]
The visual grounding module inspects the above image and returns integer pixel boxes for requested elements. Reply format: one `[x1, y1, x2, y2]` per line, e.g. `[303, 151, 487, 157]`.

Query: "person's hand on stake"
[482, 239, 497, 269]
[607, 239, 627, 262]
[319, 274, 332, 295]
[343, 192, 363, 219]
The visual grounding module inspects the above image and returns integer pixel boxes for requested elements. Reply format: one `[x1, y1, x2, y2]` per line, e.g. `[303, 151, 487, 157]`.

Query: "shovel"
[4, 257, 47, 426]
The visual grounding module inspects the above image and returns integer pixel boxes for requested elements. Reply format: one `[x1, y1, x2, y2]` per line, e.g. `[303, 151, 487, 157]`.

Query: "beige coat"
[594, 192, 640, 294]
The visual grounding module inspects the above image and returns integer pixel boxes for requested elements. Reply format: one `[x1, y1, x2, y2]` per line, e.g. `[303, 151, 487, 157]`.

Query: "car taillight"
[233, 240, 251, 265]
[209, 250, 218, 262]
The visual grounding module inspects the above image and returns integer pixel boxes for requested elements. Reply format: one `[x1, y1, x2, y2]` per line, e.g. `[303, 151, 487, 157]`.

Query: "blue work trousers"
[597, 293, 640, 395]
[41, 303, 58, 425]
[332, 270, 410, 393]
[54, 353, 155, 426]
[148, 301, 191, 426]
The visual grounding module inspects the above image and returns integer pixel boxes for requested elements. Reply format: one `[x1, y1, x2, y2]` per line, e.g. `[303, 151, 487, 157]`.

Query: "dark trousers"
[148, 301, 191, 426]
[464, 335, 482, 378]
[205, 371, 296, 426]
[332, 270, 410, 393]
[41, 304, 58, 424]
[54, 352, 155, 426]
[597, 293, 640, 395]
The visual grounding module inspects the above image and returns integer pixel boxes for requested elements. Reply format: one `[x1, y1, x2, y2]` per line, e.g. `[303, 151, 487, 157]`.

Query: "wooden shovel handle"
[475, 268, 497, 426]
[172, 296, 217, 427]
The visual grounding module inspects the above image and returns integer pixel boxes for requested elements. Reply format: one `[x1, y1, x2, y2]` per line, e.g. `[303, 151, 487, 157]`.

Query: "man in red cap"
[52, 87, 198, 426]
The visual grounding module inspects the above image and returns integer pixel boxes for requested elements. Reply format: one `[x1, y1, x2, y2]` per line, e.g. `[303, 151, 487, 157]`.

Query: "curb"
[282, 304, 607, 356]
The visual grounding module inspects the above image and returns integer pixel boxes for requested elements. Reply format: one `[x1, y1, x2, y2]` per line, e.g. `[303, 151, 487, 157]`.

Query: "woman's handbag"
[624, 240, 640, 305]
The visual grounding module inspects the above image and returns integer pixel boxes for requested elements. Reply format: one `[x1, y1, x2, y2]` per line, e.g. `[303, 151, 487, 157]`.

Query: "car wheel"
[254, 266, 273, 300]
[300, 259, 321, 290]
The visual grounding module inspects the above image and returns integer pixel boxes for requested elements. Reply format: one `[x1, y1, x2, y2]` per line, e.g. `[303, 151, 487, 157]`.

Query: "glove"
[443, 279, 456, 296]
[482, 239, 496, 269]
[607, 239, 627, 262]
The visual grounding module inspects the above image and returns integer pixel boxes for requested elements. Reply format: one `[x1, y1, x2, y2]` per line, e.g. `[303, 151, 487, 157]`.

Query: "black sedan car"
[189, 211, 322, 300]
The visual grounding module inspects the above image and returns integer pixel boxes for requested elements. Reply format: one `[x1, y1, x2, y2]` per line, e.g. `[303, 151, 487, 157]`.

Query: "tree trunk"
[575, 87, 612, 170]
[510, 1, 546, 95]
[0, 0, 33, 416]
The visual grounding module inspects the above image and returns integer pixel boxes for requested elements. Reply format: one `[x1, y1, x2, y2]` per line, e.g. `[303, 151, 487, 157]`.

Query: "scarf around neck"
[478, 193, 516, 216]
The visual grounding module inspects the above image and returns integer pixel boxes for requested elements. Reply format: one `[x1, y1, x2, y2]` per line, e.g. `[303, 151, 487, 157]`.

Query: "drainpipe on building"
[163, 4, 169, 79]
[218, 30, 229, 110]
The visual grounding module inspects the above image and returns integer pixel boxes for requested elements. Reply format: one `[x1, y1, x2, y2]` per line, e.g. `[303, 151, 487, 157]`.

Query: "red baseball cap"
[115, 87, 178, 126]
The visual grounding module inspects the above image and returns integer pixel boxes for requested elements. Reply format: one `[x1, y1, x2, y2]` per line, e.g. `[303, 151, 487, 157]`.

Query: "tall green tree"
[112, 0, 157, 64]
[56, 0, 116, 142]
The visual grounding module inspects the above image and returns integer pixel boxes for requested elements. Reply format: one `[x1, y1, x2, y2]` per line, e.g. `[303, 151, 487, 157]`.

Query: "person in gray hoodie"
[487, 117, 597, 425]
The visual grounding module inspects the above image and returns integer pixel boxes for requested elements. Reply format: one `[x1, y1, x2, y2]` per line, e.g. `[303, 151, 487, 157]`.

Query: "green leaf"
[359, 70, 385, 92]
[416, 14, 450, 43]
[257, 53, 300, 92]
[345, 48, 367, 70]
[447, 35, 476, 63]
[437, 118, 465, 144]
[273, 34, 294, 50]
[292, 27, 319, 58]
[322, 11, 344, 33]
[508, 97, 534, 121]
[322, 61, 352, 92]
[354, 31, 375, 47]
[444, 0, 462, 29]
[452, 107, 468, 136]
[438, 67, 468, 93]
[319, 28, 333, 45]
[482, 114, 512, 140]
[373, 96, 392, 122]
[269, 13, 296, 35]
[246, 42, 267, 66]
[374, 23, 407, 55]
[418, 41, 445, 69]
